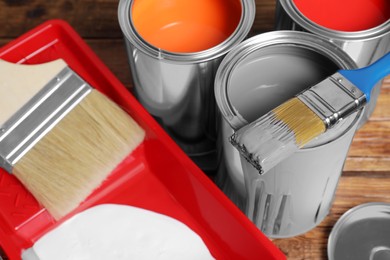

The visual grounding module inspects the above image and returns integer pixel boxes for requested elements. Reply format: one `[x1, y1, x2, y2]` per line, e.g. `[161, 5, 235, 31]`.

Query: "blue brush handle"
[338, 52, 390, 102]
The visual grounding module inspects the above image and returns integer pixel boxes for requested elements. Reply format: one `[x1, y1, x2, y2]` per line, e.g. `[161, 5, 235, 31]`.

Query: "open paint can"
[276, 0, 390, 127]
[118, 0, 255, 172]
[214, 31, 362, 238]
[328, 203, 390, 260]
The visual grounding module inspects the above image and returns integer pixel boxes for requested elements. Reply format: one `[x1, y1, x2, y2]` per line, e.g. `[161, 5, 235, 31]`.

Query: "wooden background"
[0, 0, 389, 259]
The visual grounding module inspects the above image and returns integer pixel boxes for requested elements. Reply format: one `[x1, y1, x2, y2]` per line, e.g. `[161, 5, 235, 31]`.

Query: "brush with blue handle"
[230, 52, 390, 174]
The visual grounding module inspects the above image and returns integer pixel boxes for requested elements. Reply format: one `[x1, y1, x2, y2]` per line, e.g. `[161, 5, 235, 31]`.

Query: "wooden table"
[1, 1, 389, 259]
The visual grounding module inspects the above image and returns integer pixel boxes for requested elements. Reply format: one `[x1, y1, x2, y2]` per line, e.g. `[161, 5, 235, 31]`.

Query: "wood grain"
[370, 88, 390, 120]
[1, 1, 389, 259]
[254, 0, 277, 32]
[0, 0, 122, 38]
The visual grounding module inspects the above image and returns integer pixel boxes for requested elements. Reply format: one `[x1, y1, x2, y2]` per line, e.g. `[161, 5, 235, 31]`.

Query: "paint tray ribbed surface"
[0, 20, 284, 260]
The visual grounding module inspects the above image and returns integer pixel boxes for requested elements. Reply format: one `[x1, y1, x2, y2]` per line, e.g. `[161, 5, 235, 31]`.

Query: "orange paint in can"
[131, 0, 242, 53]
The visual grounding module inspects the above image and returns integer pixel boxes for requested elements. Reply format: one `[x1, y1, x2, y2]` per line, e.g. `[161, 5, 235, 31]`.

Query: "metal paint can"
[275, 0, 390, 127]
[118, 0, 255, 172]
[328, 203, 390, 260]
[214, 31, 362, 238]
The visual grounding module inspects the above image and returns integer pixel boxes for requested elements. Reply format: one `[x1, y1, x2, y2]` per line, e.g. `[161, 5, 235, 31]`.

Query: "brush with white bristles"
[230, 52, 390, 174]
[0, 59, 145, 220]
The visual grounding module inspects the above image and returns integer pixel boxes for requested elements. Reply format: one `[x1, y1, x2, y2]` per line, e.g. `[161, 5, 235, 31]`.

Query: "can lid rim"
[118, 0, 256, 63]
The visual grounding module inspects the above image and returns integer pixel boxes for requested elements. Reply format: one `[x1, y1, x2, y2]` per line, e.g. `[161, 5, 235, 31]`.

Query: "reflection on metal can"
[118, 0, 255, 172]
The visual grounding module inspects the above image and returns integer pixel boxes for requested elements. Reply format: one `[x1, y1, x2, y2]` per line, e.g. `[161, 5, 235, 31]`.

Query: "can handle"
[338, 52, 390, 102]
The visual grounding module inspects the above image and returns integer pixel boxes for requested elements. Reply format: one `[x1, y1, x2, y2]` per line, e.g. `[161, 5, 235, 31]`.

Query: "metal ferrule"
[0, 67, 92, 173]
[298, 72, 366, 128]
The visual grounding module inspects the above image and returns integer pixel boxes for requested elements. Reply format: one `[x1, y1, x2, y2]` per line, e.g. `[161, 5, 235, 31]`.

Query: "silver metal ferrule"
[0, 67, 92, 173]
[298, 72, 367, 129]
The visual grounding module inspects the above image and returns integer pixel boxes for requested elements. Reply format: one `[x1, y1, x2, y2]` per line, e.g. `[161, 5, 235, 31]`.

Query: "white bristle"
[13, 90, 145, 220]
[231, 98, 325, 173]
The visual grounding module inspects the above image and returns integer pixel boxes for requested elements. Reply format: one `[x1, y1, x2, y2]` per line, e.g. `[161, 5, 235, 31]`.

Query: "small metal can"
[118, 0, 255, 172]
[275, 0, 390, 127]
[328, 203, 390, 260]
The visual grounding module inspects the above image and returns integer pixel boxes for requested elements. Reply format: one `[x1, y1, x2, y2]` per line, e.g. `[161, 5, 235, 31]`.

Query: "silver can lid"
[328, 202, 390, 260]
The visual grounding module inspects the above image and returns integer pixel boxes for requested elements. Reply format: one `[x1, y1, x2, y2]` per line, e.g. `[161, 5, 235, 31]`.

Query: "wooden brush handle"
[0, 59, 67, 126]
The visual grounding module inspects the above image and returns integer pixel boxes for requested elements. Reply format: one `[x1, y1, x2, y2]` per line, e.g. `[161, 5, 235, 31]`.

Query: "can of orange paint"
[275, 0, 390, 127]
[118, 0, 255, 172]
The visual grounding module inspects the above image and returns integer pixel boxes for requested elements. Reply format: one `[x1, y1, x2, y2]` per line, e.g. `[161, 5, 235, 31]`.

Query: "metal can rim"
[279, 0, 390, 40]
[118, 0, 256, 64]
[214, 30, 361, 149]
[327, 202, 390, 260]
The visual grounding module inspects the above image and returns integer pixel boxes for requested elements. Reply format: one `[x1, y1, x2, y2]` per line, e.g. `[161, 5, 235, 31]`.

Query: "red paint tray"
[0, 20, 285, 260]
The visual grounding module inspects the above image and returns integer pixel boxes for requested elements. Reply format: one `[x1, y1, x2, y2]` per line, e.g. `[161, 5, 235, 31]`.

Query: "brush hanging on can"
[0, 59, 145, 220]
[230, 52, 390, 174]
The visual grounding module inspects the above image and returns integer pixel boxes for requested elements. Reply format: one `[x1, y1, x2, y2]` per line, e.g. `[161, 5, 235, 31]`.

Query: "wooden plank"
[0, 1, 87, 38]
[348, 121, 390, 157]
[335, 176, 390, 201]
[273, 233, 328, 260]
[86, 39, 134, 88]
[0, 0, 123, 38]
[370, 87, 390, 120]
[354, 120, 390, 140]
[344, 157, 390, 172]
[253, 0, 277, 33]
[384, 76, 390, 87]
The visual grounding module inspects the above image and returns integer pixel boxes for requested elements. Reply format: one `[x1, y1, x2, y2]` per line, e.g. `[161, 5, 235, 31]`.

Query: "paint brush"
[230, 52, 390, 174]
[0, 59, 145, 220]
